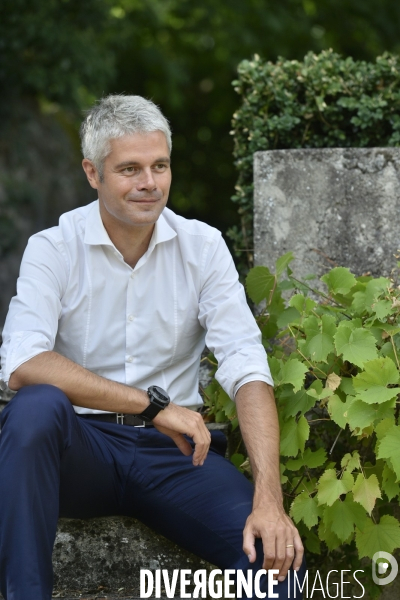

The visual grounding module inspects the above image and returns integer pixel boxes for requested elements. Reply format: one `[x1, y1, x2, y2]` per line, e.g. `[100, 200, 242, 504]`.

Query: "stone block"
[254, 148, 400, 279]
[52, 516, 214, 596]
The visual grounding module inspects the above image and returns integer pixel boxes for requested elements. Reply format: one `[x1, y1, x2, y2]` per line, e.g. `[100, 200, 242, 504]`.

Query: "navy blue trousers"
[0, 385, 306, 599]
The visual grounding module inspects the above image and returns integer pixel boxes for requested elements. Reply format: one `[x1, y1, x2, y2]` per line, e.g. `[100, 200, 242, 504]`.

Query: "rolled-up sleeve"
[198, 234, 273, 400]
[0, 233, 68, 384]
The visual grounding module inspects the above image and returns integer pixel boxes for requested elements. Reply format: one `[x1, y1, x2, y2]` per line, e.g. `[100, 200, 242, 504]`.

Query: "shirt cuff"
[1, 331, 54, 384]
[233, 374, 274, 398]
[215, 347, 274, 401]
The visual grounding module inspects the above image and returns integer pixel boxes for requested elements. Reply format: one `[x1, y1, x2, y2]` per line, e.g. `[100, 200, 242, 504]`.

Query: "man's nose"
[136, 168, 157, 191]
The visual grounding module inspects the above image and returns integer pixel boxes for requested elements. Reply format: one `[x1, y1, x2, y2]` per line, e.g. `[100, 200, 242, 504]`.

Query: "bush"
[204, 255, 400, 597]
[229, 50, 400, 268]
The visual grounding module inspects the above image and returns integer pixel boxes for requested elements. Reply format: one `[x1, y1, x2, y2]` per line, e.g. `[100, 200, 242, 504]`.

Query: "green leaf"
[376, 425, 400, 481]
[356, 515, 400, 559]
[317, 469, 354, 506]
[280, 416, 310, 457]
[246, 266, 275, 303]
[321, 267, 357, 295]
[303, 314, 336, 362]
[382, 464, 400, 501]
[327, 394, 347, 429]
[365, 277, 391, 307]
[276, 307, 301, 329]
[290, 491, 321, 528]
[286, 448, 327, 471]
[352, 474, 381, 514]
[318, 520, 342, 551]
[371, 299, 393, 320]
[375, 417, 396, 441]
[334, 326, 378, 368]
[346, 399, 396, 432]
[277, 359, 308, 392]
[275, 252, 295, 278]
[323, 496, 369, 542]
[353, 357, 399, 404]
[280, 388, 316, 418]
[289, 293, 316, 314]
[230, 453, 245, 469]
[341, 451, 361, 473]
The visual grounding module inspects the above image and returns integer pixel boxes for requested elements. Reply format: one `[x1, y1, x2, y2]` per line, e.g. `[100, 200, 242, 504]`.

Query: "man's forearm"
[235, 381, 283, 507]
[8, 351, 211, 465]
[8, 351, 149, 414]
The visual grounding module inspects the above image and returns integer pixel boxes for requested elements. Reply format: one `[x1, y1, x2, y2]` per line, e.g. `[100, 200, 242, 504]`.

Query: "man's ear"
[82, 159, 100, 190]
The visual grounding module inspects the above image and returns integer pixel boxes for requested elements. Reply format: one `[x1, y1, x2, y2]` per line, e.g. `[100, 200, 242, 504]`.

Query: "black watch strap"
[137, 386, 170, 422]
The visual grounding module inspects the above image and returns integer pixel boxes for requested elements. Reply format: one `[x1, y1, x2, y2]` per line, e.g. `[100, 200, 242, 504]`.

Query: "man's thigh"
[120, 428, 253, 568]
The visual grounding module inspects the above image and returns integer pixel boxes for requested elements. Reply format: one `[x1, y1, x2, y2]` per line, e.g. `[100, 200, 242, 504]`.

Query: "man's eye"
[154, 164, 167, 171]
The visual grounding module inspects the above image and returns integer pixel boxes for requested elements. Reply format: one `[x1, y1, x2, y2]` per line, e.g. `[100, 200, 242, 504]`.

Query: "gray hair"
[80, 95, 172, 178]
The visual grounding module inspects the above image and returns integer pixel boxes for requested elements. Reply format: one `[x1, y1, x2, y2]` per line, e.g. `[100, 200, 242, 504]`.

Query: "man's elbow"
[8, 369, 24, 391]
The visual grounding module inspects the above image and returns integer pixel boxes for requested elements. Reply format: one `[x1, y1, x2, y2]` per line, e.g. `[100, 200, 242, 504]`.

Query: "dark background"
[1, 0, 400, 249]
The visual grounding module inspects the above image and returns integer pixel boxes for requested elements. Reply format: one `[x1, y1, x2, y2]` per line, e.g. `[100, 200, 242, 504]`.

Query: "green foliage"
[204, 253, 400, 592]
[0, 0, 113, 110]
[231, 51, 400, 266]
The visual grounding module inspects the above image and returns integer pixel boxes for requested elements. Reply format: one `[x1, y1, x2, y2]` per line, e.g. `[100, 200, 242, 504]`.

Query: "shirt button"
[128, 314, 134, 322]
[127, 356, 134, 363]
[130, 272, 135, 279]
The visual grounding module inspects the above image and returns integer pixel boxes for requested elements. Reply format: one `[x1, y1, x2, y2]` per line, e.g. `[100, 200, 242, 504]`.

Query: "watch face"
[148, 385, 170, 408]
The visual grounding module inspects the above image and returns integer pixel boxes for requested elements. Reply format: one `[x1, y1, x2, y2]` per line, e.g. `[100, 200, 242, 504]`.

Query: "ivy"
[204, 253, 400, 591]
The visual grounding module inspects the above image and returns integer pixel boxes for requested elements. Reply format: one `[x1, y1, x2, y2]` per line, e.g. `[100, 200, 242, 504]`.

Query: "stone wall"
[254, 148, 400, 278]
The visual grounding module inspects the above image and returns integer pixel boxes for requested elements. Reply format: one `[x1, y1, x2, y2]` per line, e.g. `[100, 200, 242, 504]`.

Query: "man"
[0, 95, 305, 600]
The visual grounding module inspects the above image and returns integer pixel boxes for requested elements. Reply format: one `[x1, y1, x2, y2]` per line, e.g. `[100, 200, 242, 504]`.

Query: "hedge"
[228, 50, 400, 269]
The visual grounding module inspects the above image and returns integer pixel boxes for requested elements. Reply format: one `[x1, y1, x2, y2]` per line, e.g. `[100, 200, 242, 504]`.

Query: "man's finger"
[292, 532, 305, 572]
[277, 539, 295, 582]
[154, 425, 193, 456]
[261, 529, 276, 571]
[243, 529, 256, 563]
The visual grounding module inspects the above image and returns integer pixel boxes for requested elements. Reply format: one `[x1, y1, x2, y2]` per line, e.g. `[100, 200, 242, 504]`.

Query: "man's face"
[83, 130, 171, 231]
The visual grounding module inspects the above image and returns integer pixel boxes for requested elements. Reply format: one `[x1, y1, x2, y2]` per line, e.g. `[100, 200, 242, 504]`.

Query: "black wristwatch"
[137, 386, 170, 422]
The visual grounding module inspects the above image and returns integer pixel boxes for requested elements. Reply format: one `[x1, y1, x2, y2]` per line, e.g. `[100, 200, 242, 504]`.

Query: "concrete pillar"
[254, 148, 400, 278]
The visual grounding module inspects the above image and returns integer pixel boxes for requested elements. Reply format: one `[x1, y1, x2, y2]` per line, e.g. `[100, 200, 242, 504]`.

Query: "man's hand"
[243, 503, 304, 581]
[153, 403, 211, 466]
[235, 381, 305, 580]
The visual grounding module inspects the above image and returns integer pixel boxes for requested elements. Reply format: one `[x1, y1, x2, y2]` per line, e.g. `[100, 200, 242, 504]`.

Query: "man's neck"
[99, 205, 156, 269]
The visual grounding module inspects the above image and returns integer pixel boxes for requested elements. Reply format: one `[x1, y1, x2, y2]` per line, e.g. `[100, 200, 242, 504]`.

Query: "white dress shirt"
[0, 200, 273, 413]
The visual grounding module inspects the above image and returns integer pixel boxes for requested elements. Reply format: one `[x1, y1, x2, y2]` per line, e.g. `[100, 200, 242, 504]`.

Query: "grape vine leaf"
[280, 416, 309, 457]
[376, 425, 400, 481]
[328, 394, 350, 429]
[334, 326, 378, 367]
[352, 357, 399, 404]
[303, 314, 336, 362]
[352, 474, 381, 514]
[289, 293, 317, 314]
[280, 388, 316, 418]
[346, 399, 395, 433]
[355, 515, 400, 559]
[323, 496, 368, 542]
[290, 491, 321, 528]
[326, 372, 341, 391]
[276, 359, 308, 392]
[321, 267, 357, 295]
[318, 520, 342, 551]
[276, 306, 301, 329]
[382, 464, 400, 501]
[341, 451, 361, 473]
[286, 448, 327, 470]
[317, 469, 354, 506]
[275, 252, 295, 278]
[246, 266, 275, 303]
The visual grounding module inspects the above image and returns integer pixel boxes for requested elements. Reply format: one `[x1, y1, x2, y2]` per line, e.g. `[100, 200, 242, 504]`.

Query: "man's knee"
[1, 384, 72, 445]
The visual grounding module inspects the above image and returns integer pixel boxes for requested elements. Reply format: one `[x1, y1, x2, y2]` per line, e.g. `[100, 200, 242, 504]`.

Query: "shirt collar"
[84, 200, 177, 249]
